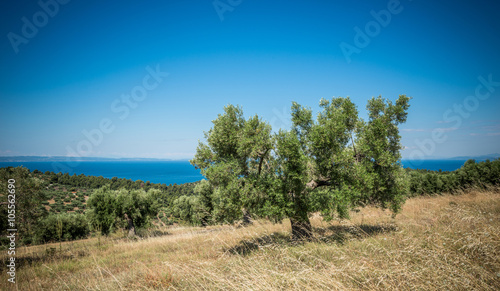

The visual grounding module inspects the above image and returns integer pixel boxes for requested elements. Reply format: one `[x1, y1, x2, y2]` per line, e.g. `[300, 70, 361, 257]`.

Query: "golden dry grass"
[1, 190, 499, 290]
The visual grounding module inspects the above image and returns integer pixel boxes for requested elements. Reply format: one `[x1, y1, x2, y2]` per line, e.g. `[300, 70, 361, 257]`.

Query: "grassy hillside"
[2, 189, 499, 290]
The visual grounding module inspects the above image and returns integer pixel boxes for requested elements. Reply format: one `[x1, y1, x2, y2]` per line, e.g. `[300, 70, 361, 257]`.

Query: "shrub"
[407, 158, 500, 196]
[35, 213, 90, 243]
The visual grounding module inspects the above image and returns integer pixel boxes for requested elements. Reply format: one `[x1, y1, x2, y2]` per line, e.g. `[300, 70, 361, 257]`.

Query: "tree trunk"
[124, 213, 136, 237]
[242, 209, 253, 226]
[290, 217, 312, 240]
[157, 213, 167, 227]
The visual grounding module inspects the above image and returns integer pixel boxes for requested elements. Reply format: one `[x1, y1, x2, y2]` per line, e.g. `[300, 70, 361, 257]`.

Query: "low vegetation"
[1, 189, 498, 290]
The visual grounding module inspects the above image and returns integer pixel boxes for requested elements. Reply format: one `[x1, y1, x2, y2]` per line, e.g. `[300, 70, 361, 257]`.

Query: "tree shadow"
[226, 223, 398, 256]
[0, 248, 88, 270]
[225, 232, 292, 256]
[315, 223, 398, 245]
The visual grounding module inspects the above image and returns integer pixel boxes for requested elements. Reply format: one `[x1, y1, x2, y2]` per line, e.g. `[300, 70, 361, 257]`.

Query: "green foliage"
[0, 165, 199, 244]
[407, 158, 500, 196]
[115, 188, 160, 231]
[70, 200, 81, 208]
[190, 96, 412, 236]
[86, 186, 161, 235]
[171, 181, 212, 226]
[35, 213, 89, 243]
[0, 166, 46, 244]
[86, 186, 117, 235]
[191, 104, 274, 224]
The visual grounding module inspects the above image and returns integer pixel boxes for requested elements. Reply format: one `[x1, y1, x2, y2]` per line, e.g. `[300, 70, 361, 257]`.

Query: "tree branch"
[306, 177, 332, 190]
[350, 132, 357, 158]
[257, 148, 270, 176]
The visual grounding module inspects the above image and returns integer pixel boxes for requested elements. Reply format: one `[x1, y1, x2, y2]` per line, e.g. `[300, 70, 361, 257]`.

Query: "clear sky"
[1, 0, 499, 160]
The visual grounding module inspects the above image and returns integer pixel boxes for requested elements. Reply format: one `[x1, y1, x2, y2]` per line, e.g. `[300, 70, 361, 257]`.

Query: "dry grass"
[2, 190, 499, 290]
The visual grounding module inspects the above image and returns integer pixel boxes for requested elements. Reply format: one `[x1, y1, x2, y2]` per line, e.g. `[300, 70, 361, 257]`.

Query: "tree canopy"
[0, 166, 45, 244]
[86, 186, 160, 236]
[191, 95, 411, 239]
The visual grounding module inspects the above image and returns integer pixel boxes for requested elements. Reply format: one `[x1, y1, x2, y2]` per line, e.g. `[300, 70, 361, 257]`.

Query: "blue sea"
[0, 159, 481, 185]
[400, 159, 472, 172]
[0, 161, 203, 185]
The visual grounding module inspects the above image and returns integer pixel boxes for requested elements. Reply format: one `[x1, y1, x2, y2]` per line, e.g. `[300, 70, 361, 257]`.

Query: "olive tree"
[87, 186, 160, 237]
[191, 95, 410, 239]
[190, 105, 273, 224]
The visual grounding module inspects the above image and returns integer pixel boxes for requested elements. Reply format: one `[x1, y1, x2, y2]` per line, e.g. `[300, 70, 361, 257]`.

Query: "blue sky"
[1, 0, 499, 160]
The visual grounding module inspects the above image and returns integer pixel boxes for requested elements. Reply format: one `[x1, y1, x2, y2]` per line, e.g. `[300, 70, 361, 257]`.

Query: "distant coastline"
[0, 156, 187, 162]
[1, 154, 498, 163]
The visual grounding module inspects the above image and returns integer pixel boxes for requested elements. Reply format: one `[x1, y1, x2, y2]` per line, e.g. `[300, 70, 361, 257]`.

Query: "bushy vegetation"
[408, 158, 500, 196]
[35, 213, 89, 243]
[0, 167, 197, 247]
[40, 170, 196, 194]
[86, 186, 162, 236]
[0, 167, 45, 245]
[1, 157, 499, 247]
[2, 191, 499, 290]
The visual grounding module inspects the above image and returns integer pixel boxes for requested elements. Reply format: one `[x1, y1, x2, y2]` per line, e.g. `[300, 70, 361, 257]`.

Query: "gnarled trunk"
[290, 217, 312, 240]
[124, 213, 136, 237]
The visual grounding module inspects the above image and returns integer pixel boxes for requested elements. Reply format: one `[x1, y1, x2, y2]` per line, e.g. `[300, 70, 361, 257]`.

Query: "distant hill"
[0, 156, 177, 162]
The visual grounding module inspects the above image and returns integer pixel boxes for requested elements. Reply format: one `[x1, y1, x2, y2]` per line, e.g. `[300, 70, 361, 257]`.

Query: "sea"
[0, 159, 484, 185]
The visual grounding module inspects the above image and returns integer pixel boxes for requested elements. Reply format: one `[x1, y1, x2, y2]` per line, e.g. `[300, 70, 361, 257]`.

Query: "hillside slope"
[2, 190, 499, 290]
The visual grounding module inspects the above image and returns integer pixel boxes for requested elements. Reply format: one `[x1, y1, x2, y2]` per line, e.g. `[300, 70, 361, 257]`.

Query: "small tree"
[191, 95, 411, 239]
[86, 186, 117, 235]
[191, 105, 273, 224]
[86, 186, 160, 237]
[0, 167, 46, 244]
[115, 188, 159, 237]
[172, 184, 212, 226]
[56, 215, 63, 252]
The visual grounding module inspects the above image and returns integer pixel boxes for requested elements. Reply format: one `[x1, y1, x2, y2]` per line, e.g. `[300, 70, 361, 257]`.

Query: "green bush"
[54, 204, 65, 212]
[408, 158, 500, 196]
[35, 213, 90, 243]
